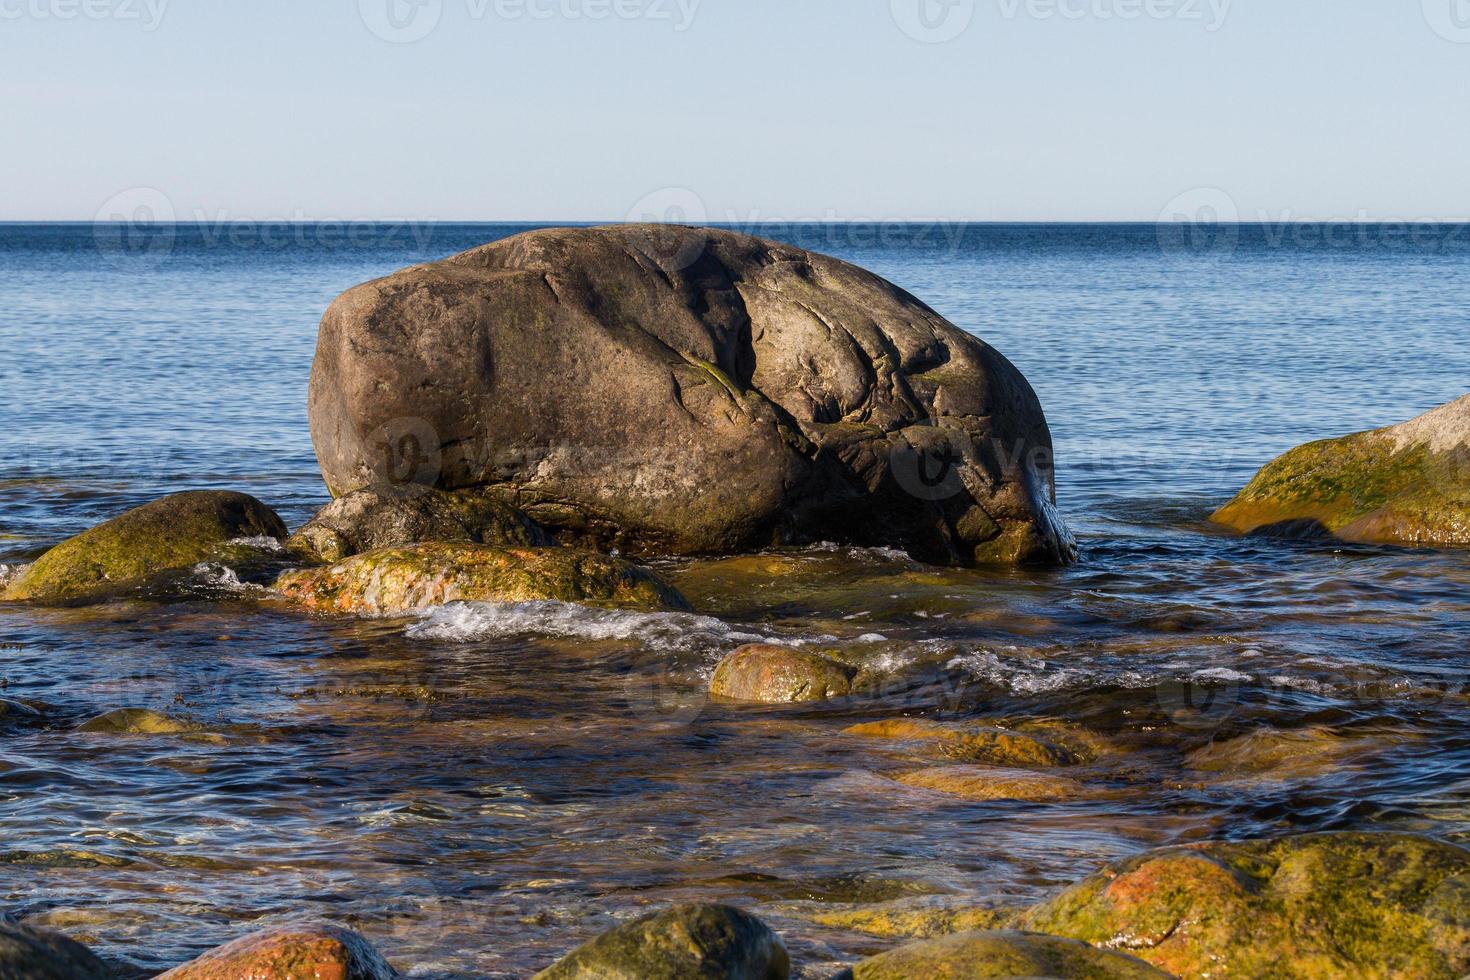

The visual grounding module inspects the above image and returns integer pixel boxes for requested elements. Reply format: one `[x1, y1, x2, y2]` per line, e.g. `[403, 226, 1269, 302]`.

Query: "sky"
[3, 0, 1469, 222]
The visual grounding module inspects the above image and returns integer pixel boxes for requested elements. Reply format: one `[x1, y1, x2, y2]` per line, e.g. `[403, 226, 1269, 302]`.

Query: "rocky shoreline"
[4, 225, 1470, 978]
[7, 829, 1470, 977]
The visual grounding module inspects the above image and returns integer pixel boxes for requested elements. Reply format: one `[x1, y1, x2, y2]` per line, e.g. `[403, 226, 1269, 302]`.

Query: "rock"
[157, 923, 399, 980]
[845, 717, 1107, 767]
[1014, 832, 1470, 978]
[0, 697, 44, 727]
[0, 920, 113, 979]
[894, 765, 1092, 802]
[308, 225, 1073, 567]
[709, 644, 857, 703]
[275, 542, 689, 615]
[809, 900, 1010, 940]
[838, 929, 1171, 979]
[1185, 726, 1384, 782]
[532, 904, 788, 980]
[3, 491, 287, 604]
[76, 708, 204, 735]
[1212, 393, 1470, 546]
[286, 483, 549, 563]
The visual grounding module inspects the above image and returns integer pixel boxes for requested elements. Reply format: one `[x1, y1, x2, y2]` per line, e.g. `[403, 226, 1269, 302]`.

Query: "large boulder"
[1014, 832, 1470, 978]
[837, 929, 1170, 979]
[157, 924, 399, 980]
[286, 482, 549, 563]
[307, 225, 1073, 566]
[0, 920, 112, 980]
[2, 491, 287, 604]
[1213, 394, 1470, 546]
[275, 542, 689, 615]
[532, 904, 789, 979]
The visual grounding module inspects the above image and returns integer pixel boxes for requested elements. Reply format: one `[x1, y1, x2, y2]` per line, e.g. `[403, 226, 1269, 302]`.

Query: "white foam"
[228, 536, 284, 552]
[0, 563, 30, 589]
[190, 562, 260, 593]
[406, 600, 772, 651]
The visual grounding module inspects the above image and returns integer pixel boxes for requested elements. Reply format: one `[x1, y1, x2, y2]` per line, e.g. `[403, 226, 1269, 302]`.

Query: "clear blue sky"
[3, 0, 1468, 221]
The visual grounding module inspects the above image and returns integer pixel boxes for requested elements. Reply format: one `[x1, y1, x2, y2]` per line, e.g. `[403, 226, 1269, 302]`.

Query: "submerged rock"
[532, 904, 788, 979]
[2, 491, 287, 604]
[0, 697, 44, 727]
[286, 483, 549, 563]
[308, 225, 1073, 567]
[1213, 393, 1470, 546]
[709, 644, 857, 703]
[844, 717, 1108, 767]
[1014, 831, 1470, 978]
[76, 708, 204, 735]
[894, 765, 1092, 802]
[0, 920, 113, 980]
[275, 542, 689, 615]
[157, 923, 399, 980]
[838, 929, 1170, 979]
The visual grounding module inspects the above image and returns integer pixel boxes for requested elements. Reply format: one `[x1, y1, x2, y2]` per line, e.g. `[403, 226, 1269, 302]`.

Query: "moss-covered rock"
[76, 708, 204, 735]
[894, 765, 1094, 802]
[838, 929, 1170, 979]
[809, 900, 1010, 940]
[532, 904, 789, 979]
[2, 491, 287, 604]
[1212, 394, 1470, 546]
[0, 920, 113, 980]
[709, 644, 857, 703]
[286, 483, 549, 563]
[157, 924, 399, 980]
[1014, 832, 1470, 978]
[275, 542, 689, 615]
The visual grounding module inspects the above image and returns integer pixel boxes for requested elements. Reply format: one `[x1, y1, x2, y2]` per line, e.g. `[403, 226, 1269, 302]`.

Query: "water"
[2, 222, 1469, 977]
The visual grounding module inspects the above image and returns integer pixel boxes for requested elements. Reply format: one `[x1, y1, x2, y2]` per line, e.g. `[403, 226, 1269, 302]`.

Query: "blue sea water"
[2, 222, 1469, 977]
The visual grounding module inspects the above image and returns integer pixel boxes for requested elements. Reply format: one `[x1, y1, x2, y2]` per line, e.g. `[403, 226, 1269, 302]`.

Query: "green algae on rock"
[709, 644, 858, 703]
[286, 482, 549, 564]
[1014, 832, 1470, 979]
[156, 924, 400, 980]
[2, 491, 288, 604]
[809, 900, 1012, 940]
[0, 920, 113, 980]
[274, 542, 690, 615]
[1212, 393, 1470, 546]
[838, 929, 1171, 979]
[532, 904, 789, 980]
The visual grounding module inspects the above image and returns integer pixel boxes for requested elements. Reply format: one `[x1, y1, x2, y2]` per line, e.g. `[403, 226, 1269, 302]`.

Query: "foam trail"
[407, 600, 772, 651]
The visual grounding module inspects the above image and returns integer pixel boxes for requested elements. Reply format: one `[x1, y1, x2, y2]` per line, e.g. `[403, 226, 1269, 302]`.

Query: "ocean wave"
[406, 600, 776, 651]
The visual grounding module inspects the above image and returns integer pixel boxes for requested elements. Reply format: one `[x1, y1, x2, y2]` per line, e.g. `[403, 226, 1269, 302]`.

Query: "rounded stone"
[532, 904, 788, 980]
[3, 491, 287, 604]
[709, 644, 857, 703]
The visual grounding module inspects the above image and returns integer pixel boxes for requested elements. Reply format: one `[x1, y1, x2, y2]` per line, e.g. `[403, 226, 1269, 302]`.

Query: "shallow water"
[2, 222, 1470, 977]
